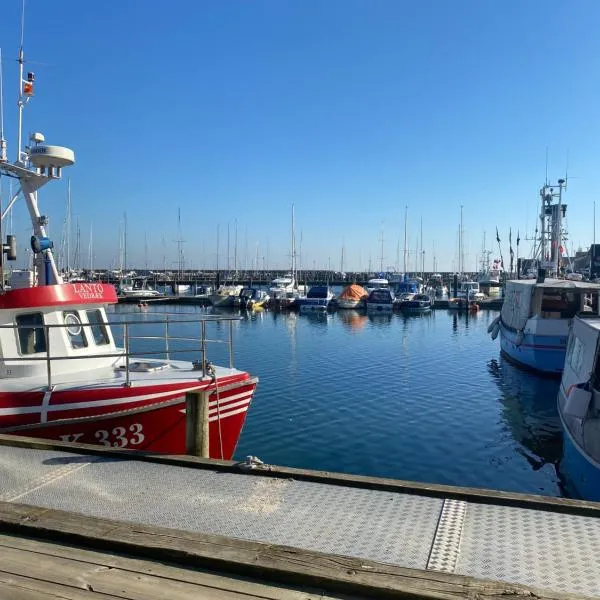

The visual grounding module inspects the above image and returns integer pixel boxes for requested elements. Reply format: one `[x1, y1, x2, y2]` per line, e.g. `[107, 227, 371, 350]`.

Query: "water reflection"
[337, 310, 367, 332]
[488, 357, 562, 471]
[367, 313, 393, 326]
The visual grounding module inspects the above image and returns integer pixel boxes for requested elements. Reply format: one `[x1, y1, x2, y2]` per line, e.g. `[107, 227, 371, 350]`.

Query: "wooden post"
[185, 390, 210, 458]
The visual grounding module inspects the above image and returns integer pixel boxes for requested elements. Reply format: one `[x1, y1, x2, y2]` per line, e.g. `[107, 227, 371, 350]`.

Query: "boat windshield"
[369, 289, 392, 302]
[307, 286, 329, 299]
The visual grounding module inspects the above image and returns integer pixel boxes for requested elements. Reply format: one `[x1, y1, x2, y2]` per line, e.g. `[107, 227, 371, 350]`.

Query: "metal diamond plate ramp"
[456, 503, 600, 597]
[17, 455, 443, 569]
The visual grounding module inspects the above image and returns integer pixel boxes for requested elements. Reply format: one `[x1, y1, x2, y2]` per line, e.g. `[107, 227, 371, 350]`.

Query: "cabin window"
[63, 311, 88, 350]
[86, 309, 109, 346]
[567, 335, 584, 375]
[16, 313, 46, 355]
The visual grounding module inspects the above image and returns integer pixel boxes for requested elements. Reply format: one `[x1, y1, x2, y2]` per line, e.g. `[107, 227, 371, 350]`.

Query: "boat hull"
[499, 321, 566, 374]
[0, 377, 257, 460]
[401, 305, 431, 313]
[366, 302, 393, 313]
[560, 412, 600, 501]
[336, 298, 363, 309]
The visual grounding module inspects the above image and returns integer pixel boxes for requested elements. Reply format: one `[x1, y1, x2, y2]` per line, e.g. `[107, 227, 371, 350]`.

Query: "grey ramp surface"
[456, 502, 600, 596]
[13, 454, 443, 570]
[3, 447, 600, 597]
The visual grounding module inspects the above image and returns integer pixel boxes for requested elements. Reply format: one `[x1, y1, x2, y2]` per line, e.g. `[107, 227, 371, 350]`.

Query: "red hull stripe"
[0, 383, 256, 419]
[38, 373, 250, 407]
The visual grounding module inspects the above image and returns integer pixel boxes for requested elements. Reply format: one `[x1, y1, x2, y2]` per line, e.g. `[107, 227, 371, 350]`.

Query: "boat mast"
[16, 2, 26, 164]
[379, 226, 384, 273]
[420, 216, 424, 280]
[0, 47, 6, 163]
[66, 179, 71, 274]
[88, 224, 93, 273]
[291, 203, 296, 282]
[403, 205, 408, 274]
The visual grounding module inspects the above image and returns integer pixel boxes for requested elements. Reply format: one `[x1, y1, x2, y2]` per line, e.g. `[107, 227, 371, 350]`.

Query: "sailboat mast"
[459, 205, 464, 275]
[234, 218, 238, 273]
[420, 217, 423, 279]
[88, 224, 93, 272]
[403, 205, 408, 274]
[379, 226, 384, 273]
[291, 204, 296, 280]
[123, 212, 127, 273]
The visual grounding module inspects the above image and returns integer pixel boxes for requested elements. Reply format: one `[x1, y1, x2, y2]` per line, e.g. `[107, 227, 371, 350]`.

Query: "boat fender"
[487, 316, 500, 334]
[515, 330, 524, 346]
[490, 322, 500, 340]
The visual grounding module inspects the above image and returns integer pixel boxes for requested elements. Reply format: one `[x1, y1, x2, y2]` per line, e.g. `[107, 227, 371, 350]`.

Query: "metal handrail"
[2, 313, 241, 389]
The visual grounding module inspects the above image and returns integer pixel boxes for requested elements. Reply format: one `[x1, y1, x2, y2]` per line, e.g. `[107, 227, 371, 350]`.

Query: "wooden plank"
[0, 501, 586, 600]
[0, 433, 598, 518]
[0, 534, 352, 600]
[0, 571, 116, 599]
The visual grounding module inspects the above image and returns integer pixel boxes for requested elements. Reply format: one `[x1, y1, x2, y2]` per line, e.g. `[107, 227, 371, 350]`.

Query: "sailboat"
[269, 204, 303, 308]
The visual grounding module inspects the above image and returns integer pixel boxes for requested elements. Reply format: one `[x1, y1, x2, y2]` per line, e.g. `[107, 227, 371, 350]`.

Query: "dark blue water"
[114, 304, 565, 497]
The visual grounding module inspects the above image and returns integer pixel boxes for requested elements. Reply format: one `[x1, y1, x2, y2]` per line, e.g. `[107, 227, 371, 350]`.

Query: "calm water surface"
[114, 304, 564, 497]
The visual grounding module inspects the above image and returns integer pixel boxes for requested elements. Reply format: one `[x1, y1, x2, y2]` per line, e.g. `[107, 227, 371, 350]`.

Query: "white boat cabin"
[0, 283, 119, 380]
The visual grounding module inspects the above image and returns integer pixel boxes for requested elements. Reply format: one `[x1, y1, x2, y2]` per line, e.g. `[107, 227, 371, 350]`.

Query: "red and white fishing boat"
[0, 39, 257, 459]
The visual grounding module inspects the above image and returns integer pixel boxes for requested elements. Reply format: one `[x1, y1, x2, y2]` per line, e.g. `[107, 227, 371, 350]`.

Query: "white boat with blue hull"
[557, 316, 600, 500]
[489, 278, 600, 375]
[299, 285, 333, 313]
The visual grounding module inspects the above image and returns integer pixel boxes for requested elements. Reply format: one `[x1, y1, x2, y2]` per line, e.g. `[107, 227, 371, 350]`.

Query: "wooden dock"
[0, 434, 596, 600]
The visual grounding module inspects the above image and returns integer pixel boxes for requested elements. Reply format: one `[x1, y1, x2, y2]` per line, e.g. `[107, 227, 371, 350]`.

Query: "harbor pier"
[0, 434, 597, 599]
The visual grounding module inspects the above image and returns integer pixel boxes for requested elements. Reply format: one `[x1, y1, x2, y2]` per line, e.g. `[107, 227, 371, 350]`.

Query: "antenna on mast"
[16, 0, 36, 164]
[0, 47, 7, 163]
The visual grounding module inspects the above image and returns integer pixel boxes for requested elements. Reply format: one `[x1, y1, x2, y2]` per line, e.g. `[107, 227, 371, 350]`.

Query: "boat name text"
[72, 283, 106, 300]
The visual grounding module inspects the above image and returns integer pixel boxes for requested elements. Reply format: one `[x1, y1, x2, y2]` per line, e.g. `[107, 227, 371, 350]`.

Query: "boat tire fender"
[487, 316, 500, 334]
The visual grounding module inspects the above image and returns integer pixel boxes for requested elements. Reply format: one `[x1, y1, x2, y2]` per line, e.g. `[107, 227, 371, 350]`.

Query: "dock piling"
[185, 390, 210, 457]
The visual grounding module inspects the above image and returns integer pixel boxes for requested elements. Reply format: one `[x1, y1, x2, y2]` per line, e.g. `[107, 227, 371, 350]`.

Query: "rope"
[207, 362, 224, 460]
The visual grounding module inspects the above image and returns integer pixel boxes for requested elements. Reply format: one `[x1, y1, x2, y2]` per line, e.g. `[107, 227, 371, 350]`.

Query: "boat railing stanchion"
[229, 319, 234, 369]
[201, 320, 207, 377]
[165, 315, 170, 360]
[124, 322, 131, 387]
[45, 324, 52, 390]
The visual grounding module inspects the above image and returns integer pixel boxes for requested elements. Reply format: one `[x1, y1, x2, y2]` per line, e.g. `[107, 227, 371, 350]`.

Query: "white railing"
[3, 313, 241, 389]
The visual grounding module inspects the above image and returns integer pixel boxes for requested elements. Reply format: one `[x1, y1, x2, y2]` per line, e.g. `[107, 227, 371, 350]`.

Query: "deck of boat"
[0, 434, 597, 599]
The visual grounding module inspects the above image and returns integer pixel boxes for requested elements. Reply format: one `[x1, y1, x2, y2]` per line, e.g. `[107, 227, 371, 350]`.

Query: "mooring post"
[185, 390, 210, 457]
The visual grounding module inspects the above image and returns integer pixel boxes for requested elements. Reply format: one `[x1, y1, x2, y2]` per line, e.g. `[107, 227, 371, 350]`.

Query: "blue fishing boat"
[557, 315, 600, 500]
[489, 278, 600, 374]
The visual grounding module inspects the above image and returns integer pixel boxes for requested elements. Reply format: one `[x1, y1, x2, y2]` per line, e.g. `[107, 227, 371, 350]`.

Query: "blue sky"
[1, 0, 600, 273]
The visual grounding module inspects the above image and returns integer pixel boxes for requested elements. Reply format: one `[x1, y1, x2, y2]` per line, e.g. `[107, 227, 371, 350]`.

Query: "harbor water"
[113, 303, 565, 498]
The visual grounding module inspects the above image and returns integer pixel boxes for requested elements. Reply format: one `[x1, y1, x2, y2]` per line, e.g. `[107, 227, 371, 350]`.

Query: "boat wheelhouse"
[365, 278, 389, 293]
[490, 278, 600, 374]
